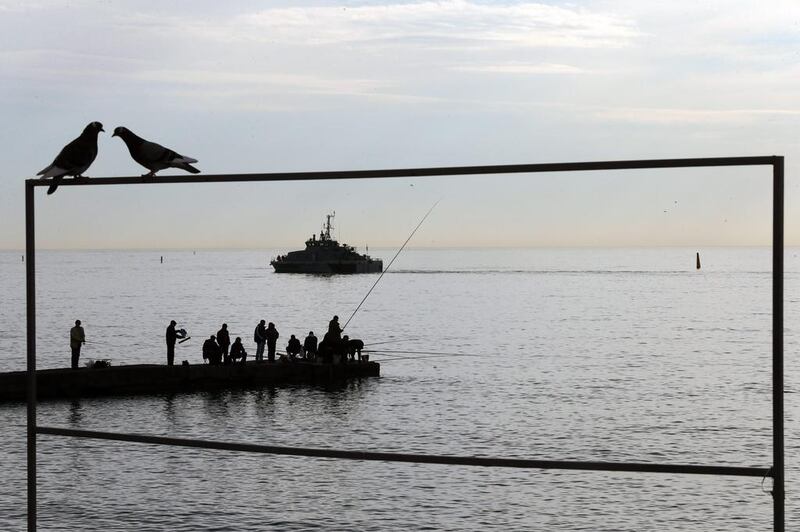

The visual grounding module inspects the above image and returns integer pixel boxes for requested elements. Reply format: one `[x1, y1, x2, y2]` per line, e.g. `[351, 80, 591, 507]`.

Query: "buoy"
[696, 252, 701, 270]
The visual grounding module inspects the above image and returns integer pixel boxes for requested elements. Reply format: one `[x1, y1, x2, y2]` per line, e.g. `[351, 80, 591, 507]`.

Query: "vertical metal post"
[772, 158, 784, 532]
[25, 182, 36, 532]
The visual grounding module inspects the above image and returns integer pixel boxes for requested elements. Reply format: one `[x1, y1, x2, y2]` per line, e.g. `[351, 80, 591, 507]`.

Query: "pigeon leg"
[142, 171, 157, 177]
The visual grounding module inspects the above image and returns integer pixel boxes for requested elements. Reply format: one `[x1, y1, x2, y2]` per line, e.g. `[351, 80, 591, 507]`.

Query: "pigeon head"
[111, 126, 129, 138]
[83, 121, 104, 135]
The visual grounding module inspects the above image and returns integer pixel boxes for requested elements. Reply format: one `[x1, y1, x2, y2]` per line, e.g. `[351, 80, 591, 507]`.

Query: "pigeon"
[37, 121, 104, 195]
[112, 127, 200, 177]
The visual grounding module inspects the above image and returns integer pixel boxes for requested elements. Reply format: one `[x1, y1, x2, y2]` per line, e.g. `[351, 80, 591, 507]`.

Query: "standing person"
[166, 320, 178, 366]
[303, 331, 317, 360]
[254, 320, 267, 362]
[265, 322, 279, 363]
[70, 320, 85, 369]
[217, 323, 231, 363]
[328, 315, 342, 339]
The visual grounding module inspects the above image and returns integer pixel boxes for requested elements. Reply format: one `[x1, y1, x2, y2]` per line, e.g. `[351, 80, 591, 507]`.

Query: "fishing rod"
[342, 199, 441, 332]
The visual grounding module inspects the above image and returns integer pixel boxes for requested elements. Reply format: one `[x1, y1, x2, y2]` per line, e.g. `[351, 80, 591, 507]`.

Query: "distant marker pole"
[696, 252, 701, 270]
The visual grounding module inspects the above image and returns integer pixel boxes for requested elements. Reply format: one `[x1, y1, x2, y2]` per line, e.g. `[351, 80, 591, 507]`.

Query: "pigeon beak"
[100, 127, 105, 132]
[111, 131, 117, 137]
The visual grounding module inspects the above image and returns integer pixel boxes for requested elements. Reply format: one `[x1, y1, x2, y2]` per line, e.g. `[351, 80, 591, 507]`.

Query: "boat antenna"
[342, 199, 440, 332]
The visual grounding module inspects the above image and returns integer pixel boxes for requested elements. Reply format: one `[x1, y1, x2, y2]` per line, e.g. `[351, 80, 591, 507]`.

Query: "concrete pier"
[0, 361, 380, 402]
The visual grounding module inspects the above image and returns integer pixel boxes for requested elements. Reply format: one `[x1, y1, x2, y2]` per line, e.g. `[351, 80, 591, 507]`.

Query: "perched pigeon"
[37, 121, 104, 195]
[112, 127, 200, 177]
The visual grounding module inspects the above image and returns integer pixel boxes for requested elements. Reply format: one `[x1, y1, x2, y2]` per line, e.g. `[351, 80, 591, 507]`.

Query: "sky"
[0, 0, 798, 249]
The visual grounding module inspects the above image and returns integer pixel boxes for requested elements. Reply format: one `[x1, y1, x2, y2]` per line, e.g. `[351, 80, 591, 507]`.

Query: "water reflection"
[68, 399, 83, 427]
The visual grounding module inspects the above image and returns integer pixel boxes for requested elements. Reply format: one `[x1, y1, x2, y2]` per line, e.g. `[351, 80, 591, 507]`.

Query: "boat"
[271, 213, 383, 274]
[0, 360, 380, 402]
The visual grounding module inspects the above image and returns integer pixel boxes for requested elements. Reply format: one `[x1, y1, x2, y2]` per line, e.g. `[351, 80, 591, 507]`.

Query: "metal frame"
[25, 156, 785, 531]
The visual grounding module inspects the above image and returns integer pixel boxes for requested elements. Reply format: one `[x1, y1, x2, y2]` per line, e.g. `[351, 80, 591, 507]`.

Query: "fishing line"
[363, 349, 484, 357]
[342, 199, 441, 332]
[374, 353, 485, 363]
[365, 338, 420, 346]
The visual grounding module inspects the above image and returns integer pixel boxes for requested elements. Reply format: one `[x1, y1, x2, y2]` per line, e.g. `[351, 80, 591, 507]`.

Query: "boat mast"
[323, 211, 335, 241]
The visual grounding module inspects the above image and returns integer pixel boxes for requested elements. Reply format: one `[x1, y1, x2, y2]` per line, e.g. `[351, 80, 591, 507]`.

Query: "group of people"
[65, 315, 367, 369]
[165, 315, 366, 366]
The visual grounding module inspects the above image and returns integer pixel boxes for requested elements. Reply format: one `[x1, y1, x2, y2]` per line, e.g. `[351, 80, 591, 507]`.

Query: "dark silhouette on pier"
[217, 324, 230, 362]
[166, 320, 186, 366]
[266, 322, 279, 363]
[346, 338, 365, 361]
[286, 335, 302, 360]
[328, 315, 342, 338]
[303, 331, 317, 359]
[203, 335, 222, 365]
[254, 320, 266, 361]
[112, 126, 200, 177]
[230, 337, 247, 364]
[37, 122, 103, 195]
[70, 320, 85, 369]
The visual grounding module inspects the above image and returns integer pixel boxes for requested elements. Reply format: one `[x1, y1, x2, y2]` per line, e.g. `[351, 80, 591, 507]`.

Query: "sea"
[0, 247, 797, 531]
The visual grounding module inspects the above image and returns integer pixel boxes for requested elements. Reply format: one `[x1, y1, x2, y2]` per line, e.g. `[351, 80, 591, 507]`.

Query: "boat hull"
[272, 260, 383, 274]
[0, 361, 380, 402]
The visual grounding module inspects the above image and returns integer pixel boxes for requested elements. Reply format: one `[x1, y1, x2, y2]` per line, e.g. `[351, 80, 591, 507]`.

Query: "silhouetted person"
[265, 322, 279, 363]
[286, 334, 302, 360]
[328, 315, 342, 339]
[303, 331, 317, 360]
[203, 335, 222, 365]
[70, 320, 85, 369]
[347, 338, 365, 361]
[230, 337, 247, 364]
[166, 320, 179, 366]
[339, 335, 351, 364]
[254, 320, 267, 361]
[319, 330, 341, 364]
[217, 323, 231, 362]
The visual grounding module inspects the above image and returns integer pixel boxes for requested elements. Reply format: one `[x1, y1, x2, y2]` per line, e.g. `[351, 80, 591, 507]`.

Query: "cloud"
[220, 1, 641, 48]
[594, 106, 800, 125]
[452, 62, 588, 74]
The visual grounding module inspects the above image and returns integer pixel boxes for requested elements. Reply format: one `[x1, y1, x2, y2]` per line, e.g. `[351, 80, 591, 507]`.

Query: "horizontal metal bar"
[28, 156, 780, 188]
[37, 426, 769, 478]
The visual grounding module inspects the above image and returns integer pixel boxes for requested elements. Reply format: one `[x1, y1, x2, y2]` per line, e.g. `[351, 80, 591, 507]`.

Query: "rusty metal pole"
[25, 181, 37, 532]
[772, 157, 784, 532]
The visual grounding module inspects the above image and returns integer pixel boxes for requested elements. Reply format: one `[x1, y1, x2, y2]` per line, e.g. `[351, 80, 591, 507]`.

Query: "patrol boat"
[271, 213, 383, 274]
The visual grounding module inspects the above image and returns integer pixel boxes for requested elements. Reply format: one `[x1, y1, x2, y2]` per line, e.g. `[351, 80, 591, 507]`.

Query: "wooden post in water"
[696, 252, 701, 270]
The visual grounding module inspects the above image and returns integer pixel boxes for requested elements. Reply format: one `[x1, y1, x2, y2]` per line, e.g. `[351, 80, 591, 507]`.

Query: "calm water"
[0, 248, 798, 531]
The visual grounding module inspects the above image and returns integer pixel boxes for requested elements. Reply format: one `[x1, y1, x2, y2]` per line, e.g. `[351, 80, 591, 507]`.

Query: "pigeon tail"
[178, 163, 201, 174]
[37, 165, 65, 178]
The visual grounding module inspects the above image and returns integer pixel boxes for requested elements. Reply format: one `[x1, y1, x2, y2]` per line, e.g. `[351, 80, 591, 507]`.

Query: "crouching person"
[286, 334, 302, 361]
[203, 335, 222, 365]
[230, 337, 247, 364]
